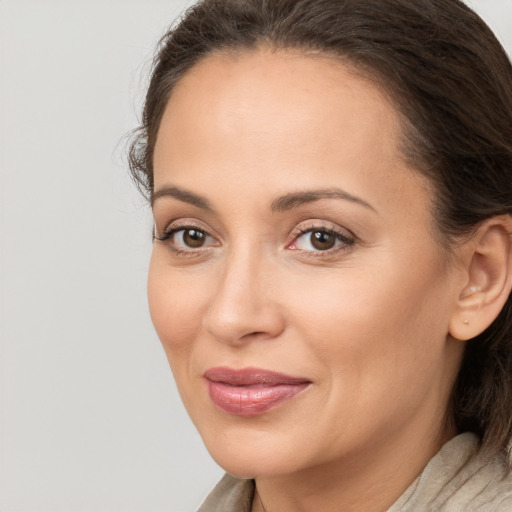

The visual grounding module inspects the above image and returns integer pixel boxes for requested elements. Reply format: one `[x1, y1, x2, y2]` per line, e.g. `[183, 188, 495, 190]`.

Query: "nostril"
[240, 331, 269, 341]
[202, 305, 285, 346]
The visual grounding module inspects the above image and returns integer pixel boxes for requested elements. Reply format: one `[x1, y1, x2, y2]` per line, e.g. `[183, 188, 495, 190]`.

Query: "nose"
[202, 248, 285, 345]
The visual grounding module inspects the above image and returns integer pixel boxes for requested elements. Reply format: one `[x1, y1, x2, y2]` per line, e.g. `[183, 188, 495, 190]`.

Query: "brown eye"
[182, 228, 206, 248]
[289, 226, 355, 253]
[310, 231, 336, 250]
[156, 224, 219, 253]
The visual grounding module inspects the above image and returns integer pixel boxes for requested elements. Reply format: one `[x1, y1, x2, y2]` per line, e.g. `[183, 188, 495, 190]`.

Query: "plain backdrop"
[0, 1, 511, 511]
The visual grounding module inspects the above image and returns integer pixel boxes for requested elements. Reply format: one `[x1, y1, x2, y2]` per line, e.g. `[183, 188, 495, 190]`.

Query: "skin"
[148, 48, 470, 512]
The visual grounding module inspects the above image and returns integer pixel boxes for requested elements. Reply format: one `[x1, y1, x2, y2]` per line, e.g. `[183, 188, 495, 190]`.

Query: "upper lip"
[204, 367, 311, 386]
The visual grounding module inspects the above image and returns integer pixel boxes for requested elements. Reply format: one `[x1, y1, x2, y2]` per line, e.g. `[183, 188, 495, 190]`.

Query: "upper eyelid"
[154, 218, 356, 244]
[156, 218, 216, 237]
[294, 226, 353, 241]
[159, 225, 214, 242]
[290, 220, 355, 238]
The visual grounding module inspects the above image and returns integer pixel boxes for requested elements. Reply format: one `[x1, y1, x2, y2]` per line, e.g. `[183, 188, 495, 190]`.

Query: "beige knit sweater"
[198, 433, 511, 511]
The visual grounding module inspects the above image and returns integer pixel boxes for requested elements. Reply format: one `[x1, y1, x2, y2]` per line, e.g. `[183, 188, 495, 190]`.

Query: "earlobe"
[449, 216, 512, 341]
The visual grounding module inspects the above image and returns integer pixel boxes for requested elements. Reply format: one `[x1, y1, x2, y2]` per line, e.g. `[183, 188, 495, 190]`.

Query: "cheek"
[147, 252, 207, 362]
[285, 253, 453, 380]
[283, 261, 454, 442]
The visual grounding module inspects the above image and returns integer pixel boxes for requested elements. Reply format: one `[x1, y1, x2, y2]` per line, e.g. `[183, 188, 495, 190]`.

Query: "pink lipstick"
[204, 367, 310, 416]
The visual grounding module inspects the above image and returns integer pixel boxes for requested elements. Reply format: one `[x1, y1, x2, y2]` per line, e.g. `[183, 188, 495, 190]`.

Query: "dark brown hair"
[129, 0, 512, 460]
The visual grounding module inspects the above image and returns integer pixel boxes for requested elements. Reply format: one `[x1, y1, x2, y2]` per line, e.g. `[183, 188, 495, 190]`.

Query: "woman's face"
[149, 49, 466, 478]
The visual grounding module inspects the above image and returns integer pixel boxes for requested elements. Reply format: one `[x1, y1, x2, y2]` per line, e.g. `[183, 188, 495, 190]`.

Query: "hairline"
[151, 42, 455, 252]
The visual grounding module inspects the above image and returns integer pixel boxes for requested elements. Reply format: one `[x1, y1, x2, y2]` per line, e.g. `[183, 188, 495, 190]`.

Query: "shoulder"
[198, 473, 254, 512]
[390, 433, 512, 511]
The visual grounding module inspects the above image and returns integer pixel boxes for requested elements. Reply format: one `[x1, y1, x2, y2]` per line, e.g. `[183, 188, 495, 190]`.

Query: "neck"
[251, 419, 456, 512]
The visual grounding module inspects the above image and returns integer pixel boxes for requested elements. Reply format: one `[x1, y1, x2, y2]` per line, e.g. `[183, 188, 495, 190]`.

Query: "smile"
[204, 367, 311, 416]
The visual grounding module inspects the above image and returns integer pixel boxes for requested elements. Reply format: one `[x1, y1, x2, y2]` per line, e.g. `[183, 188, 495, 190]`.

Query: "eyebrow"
[151, 186, 212, 210]
[270, 188, 377, 213]
[151, 185, 376, 214]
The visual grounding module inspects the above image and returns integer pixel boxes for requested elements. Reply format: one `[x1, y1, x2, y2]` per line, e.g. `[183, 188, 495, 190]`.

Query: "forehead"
[153, 47, 431, 220]
[156, 48, 401, 164]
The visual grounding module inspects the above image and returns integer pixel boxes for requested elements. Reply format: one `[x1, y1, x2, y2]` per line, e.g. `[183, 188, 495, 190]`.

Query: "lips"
[204, 367, 311, 416]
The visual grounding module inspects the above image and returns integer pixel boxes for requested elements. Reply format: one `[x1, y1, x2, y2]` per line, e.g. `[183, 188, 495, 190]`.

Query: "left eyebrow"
[151, 185, 212, 211]
[270, 188, 377, 213]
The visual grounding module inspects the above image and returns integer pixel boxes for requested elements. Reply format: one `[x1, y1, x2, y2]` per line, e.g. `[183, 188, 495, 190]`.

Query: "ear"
[449, 215, 512, 341]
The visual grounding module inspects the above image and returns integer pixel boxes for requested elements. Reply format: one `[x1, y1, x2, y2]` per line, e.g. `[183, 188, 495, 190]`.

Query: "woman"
[129, 0, 512, 510]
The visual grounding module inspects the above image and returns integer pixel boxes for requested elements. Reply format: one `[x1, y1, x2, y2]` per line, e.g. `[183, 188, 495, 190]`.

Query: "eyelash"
[289, 225, 355, 255]
[155, 224, 216, 257]
[155, 222, 356, 257]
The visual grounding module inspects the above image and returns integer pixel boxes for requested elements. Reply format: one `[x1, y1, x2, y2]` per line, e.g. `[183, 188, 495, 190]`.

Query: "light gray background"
[0, 1, 511, 511]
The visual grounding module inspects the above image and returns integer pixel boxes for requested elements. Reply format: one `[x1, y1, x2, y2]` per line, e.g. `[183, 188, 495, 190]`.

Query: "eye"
[155, 225, 218, 252]
[174, 228, 209, 248]
[288, 227, 354, 252]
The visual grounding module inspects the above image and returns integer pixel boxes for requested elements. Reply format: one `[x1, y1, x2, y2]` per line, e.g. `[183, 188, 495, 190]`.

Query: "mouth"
[204, 367, 311, 416]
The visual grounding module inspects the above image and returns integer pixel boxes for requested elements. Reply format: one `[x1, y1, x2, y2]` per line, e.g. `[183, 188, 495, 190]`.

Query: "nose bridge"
[202, 241, 283, 344]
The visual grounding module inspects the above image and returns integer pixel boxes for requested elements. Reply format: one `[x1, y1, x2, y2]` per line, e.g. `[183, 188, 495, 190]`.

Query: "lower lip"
[207, 381, 309, 416]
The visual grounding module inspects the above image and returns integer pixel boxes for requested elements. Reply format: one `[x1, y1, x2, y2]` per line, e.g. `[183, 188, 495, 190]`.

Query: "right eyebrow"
[270, 187, 377, 214]
[151, 185, 212, 211]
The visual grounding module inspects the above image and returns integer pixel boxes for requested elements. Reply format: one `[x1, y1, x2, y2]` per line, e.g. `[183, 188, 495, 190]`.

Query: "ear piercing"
[463, 286, 481, 326]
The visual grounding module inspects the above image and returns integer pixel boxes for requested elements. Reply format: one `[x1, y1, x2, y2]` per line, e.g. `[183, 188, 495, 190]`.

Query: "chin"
[199, 423, 308, 479]
[208, 447, 303, 480]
